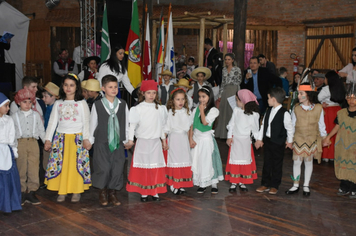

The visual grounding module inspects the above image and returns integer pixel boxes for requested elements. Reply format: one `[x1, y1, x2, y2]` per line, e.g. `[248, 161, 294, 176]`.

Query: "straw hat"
[191, 67, 211, 81]
[44, 82, 59, 97]
[81, 80, 88, 89]
[159, 69, 175, 78]
[83, 56, 100, 68]
[174, 79, 192, 89]
[85, 79, 101, 92]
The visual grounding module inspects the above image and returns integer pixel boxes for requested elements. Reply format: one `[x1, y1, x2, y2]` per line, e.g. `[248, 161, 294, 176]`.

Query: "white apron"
[132, 138, 166, 169]
[0, 144, 12, 171]
[167, 131, 192, 168]
[229, 135, 252, 165]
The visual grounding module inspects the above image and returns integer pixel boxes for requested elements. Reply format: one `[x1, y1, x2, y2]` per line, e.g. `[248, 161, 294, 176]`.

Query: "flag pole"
[161, 3, 171, 75]
[142, 4, 148, 81]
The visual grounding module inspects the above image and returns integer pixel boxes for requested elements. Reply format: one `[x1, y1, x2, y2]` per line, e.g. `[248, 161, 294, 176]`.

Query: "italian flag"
[125, 0, 142, 88]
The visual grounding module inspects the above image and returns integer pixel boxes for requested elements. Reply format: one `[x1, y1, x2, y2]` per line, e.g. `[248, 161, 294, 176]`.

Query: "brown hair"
[166, 88, 190, 116]
[138, 90, 161, 109]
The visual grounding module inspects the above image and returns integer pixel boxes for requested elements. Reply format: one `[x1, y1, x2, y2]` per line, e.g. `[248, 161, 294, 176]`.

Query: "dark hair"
[291, 73, 302, 91]
[188, 57, 195, 63]
[279, 67, 287, 76]
[102, 44, 126, 74]
[204, 38, 213, 46]
[224, 53, 235, 66]
[268, 87, 286, 104]
[198, 86, 215, 117]
[22, 76, 38, 87]
[102, 74, 118, 87]
[325, 71, 346, 104]
[43, 90, 54, 97]
[138, 90, 160, 109]
[352, 47, 356, 66]
[166, 89, 190, 116]
[58, 48, 67, 55]
[59, 74, 84, 101]
[181, 63, 187, 68]
[197, 72, 206, 78]
[257, 54, 266, 59]
[299, 82, 319, 104]
[236, 91, 259, 115]
[249, 56, 259, 63]
[311, 69, 320, 75]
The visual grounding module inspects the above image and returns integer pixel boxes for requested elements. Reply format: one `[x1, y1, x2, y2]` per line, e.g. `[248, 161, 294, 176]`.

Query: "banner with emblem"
[125, 0, 142, 88]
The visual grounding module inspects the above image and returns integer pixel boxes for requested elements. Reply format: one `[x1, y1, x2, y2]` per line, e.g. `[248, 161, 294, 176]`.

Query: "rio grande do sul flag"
[125, 0, 142, 88]
[143, 12, 152, 80]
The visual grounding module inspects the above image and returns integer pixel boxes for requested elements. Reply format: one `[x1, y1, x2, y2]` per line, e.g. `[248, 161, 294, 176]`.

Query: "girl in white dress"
[165, 88, 193, 195]
[189, 86, 223, 194]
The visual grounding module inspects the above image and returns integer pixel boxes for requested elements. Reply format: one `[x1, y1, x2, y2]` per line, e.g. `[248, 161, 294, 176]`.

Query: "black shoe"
[303, 187, 310, 196]
[229, 186, 237, 193]
[140, 196, 148, 202]
[337, 188, 350, 196]
[151, 196, 160, 201]
[21, 192, 26, 206]
[197, 187, 206, 193]
[26, 191, 41, 205]
[172, 188, 181, 195]
[39, 184, 47, 189]
[239, 184, 248, 192]
[211, 188, 218, 194]
[179, 188, 186, 194]
[285, 187, 299, 195]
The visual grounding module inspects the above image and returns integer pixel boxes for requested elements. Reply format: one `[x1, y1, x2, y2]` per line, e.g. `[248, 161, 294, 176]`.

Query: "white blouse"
[45, 100, 90, 141]
[164, 108, 191, 134]
[227, 107, 259, 139]
[129, 102, 167, 140]
[0, 115, 17, 152]
[318, 85, 340, 106]
[191, 107, 219, 127]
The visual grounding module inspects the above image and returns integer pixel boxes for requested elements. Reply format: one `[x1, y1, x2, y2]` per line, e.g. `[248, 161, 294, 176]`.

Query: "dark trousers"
[261, 138, 285, 189]
[340, 180, 356, 192]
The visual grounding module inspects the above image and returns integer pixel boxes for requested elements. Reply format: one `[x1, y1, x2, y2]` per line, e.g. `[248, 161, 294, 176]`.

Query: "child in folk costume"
[174, 79, 193, 110]
[285, 82, 327, 196]
[189, 85, 224, 194]
[158, 70, 176, 106]
[44, 74, 91, 203]
[225, 89, 260, 193]
[164, 88, 193, 195]
[89, 75, 130, 206]
[323, 83, 356, 198]
[126, 80, 168, 202]
[0, 93, 22, 213]
[318, 71, 346, 162]
[187, 67, 212, 108]
[11, 89, 46, 205]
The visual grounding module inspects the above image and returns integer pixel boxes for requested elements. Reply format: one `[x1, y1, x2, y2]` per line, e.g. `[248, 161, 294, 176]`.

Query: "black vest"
[53, 59, 76, 87]
[160, 84, 174, 105]
[263, 107, 288, 145]
[93, 99, 126, 144]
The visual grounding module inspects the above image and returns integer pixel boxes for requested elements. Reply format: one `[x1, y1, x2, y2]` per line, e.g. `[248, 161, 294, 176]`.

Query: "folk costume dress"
[191, 107, 224, 187]
[45, 100, 91, 195]
[0, 114, 22, 213]
[318, 86, 341, 160]
[225, 107, 259, 184]
[126, 102, 168, 195]
[164, 108, 193, 189]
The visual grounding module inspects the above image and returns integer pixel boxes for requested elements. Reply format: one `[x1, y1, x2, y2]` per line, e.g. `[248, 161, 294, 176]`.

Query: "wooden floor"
[1, 139, 356, 236]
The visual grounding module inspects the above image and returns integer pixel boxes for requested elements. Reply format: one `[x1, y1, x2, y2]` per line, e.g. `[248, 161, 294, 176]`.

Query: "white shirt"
[227, 107, 260, 139]
[339, 63, 356, 83]
[45, 100, 90, 141]
[190, 107, 219, 127]
[318, 85, 340, 106]
[10, 98, 44, 119]
[78, 68, 98, 81]
[97, 63, 135, 94]
[164, 108, 191, 134]
[257, 105, 294, 143]
[53, 60, 78, 76]
[129, 102, 167, 140]
[89, 99, 130, 144]
[291, 104, 327, 137]
[0, 115, 17, 156]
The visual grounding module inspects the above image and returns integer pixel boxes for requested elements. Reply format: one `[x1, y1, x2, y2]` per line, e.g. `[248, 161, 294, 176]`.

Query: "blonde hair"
[166, 89, 190, 116]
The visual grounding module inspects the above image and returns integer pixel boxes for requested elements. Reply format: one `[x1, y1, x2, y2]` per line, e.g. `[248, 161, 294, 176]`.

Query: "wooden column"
[223, 23, 228, 56]
[233, 0, 248, 70]
[199, 17, 205, 67]
[213, 29, 217, 50]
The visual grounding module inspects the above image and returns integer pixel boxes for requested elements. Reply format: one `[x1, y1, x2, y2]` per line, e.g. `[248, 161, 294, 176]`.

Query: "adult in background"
[78, 56, 100, 81]
[97, 44, 135, 95]
[240, 57, 282, 114]
[279, 67, 289, 96]
[204, 38, 218, 86]
[339, 47, 356, 84]
[53, 48, 78, 87]
[313, 73, 326, 93]
[0, 35, 11, 63]
[215, 53, 241, 139]
[258, 54, 277, 76]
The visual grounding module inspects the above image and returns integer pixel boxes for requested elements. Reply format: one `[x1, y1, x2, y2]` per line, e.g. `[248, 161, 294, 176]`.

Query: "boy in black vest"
[255, 87, 293, 194]
[89, 75, 130, 206]
[158, 70, 175, 105]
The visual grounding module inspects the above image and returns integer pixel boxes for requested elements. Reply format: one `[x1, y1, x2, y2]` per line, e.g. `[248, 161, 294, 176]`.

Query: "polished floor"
[1, 139, 356, 236]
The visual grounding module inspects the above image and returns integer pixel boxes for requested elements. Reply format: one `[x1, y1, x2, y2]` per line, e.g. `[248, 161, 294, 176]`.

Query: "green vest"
[193, 107, 213, 132]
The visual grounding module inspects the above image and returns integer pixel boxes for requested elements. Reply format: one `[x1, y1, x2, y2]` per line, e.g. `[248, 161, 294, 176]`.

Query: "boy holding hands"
[255, 87, 293, 194]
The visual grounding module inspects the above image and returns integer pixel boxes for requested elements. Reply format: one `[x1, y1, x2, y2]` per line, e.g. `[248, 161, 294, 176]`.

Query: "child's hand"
[323, 137, 331, 147]
[44, 140, 52, 151]
[83, 139, 92, 150]
[322, 102, 329, 108]
[162, 139, 169, 151]
[254, 140, 263, 149]
[285, 142, 293, 149]
[199, 103, 205, 112]
[124, 140, 134, 149]
[190, 139, 197, 148]
[226, 138, 233, 147]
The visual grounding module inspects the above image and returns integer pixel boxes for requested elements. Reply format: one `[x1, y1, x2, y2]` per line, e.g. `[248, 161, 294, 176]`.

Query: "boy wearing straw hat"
[86, 79, 102, 111]
[159, 70, 176, 105]
[187, 67, 212, 108]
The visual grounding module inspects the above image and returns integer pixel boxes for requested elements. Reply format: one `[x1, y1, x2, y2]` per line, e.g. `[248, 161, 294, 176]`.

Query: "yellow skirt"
[45, 134, 91, 194]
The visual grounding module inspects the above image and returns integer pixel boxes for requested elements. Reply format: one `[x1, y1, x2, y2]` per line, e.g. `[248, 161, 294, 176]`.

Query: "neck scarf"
[102, 97, 120, 152]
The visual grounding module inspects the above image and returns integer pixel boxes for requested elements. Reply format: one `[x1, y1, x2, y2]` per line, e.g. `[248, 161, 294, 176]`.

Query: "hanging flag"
[164, 11, 176, 77]
[100, 3, 110, 64]
[143, 12, 152, 80]
[125, 0, 142, 88]
[155, 8, 164, 83]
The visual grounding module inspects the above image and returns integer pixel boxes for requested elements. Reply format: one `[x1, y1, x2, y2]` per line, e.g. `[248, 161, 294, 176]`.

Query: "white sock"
[170, 185, 175, 192]
[212, 183, 218, 188]
[293, 159, 302, 182]
[141, 195, 148, 198]
[230, 183, 237, 189]
[303, 186, 310, 192]
[153, 194, 159, 197]
[304, 160, 313, 187]
[239, 183, 246, 188]
[179, 188, 185, 191]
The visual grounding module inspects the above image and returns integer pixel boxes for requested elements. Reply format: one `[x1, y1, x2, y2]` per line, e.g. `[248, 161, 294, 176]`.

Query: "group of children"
[1, 66, 356, 213]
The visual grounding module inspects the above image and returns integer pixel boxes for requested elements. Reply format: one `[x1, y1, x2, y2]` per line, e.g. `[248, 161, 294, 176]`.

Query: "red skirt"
[322, 106, 341, 160]
[225, 145, 257, 184]
[166, 167, 193, 188]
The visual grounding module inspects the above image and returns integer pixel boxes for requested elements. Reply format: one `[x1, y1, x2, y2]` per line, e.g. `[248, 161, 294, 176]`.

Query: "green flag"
[101, 3, 110, 64]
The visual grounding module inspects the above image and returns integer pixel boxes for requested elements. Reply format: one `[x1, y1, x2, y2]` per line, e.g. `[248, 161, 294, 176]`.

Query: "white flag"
[164, 12, 176, 77]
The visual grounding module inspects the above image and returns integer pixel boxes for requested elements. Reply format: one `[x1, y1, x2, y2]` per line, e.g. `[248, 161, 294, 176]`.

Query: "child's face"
[236, 96, 244, 109]
[298, 90, 308, 104]
[181, 66, 187, 72]
[163, 75, 171, 83]
[88, 60, 97, 71]
[19, 99, 32, 111]
[178, 73, 184, 79]
[42, 92, 56, 105]
[197, 73, 205, 84]
[198, 91, 209, 106]
[294, 74, 301, 83]
[82, 89, 89, 100]
[63, 79, 77, 98]
[102, 82, 118, 98]
[267, 94, 277, 107]
[143, 90, 157, 103]
[88, 90, 98, 99]
[0, 101, 10, 116]
[346, 95, 356, 109]
[25, 83, 38, 94]
[188, 60, 194, 66]
[173, 93, 185, 110]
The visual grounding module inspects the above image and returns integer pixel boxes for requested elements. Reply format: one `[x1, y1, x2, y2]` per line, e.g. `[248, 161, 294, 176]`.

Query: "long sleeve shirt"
[339, 63, 356, 84]
[227, 107, 260, 139]
[0, 115, 17, 156]
[53, 60, 78, 76]
[318, 85, 340, 106]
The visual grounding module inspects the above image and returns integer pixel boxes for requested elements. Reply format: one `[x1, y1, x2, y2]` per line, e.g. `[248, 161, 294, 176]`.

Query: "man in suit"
[258, 54, 277, 76]
[241, 56, 282, 114]
[204, 38, 218, 86]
